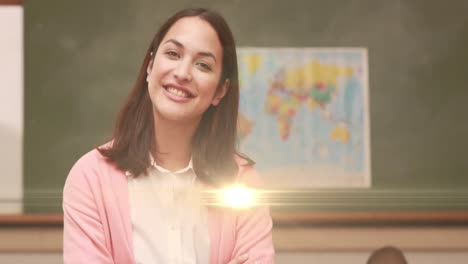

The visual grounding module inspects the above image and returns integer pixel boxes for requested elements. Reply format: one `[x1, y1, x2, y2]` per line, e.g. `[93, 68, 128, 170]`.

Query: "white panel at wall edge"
[0, 6, 24, 213]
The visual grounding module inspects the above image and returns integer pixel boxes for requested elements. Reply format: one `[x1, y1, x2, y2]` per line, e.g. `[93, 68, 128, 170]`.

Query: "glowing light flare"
[221, 185, 256, 208]
[203, 185, 259, 209]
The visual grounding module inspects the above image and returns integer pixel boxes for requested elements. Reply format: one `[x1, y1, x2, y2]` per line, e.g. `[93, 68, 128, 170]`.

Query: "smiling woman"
[62, 8, 275, 264]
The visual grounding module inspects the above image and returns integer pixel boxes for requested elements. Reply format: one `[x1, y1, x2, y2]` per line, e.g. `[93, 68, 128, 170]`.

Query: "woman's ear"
[146, 52, 154, 82]
[212, 79, 230, 106]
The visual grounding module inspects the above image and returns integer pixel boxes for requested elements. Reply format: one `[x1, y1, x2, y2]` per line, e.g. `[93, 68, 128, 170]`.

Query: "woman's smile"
[162, 83, 195, 102]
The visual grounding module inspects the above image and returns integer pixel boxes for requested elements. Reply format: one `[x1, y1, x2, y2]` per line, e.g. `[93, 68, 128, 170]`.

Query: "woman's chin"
[153, 107, 197, 123]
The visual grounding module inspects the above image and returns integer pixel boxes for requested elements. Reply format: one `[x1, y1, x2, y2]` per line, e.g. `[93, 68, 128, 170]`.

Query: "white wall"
[0, 5, 23, 213]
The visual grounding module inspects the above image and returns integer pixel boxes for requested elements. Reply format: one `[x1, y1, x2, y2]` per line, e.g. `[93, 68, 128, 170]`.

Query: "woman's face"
[147, 16, 227, 123]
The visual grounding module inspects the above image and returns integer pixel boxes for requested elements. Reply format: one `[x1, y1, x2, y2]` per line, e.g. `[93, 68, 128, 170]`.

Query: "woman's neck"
[152, 114, 199, 172]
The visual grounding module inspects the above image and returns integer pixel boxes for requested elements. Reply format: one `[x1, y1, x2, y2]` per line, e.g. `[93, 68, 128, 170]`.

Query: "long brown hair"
[99, 8, 251, 186]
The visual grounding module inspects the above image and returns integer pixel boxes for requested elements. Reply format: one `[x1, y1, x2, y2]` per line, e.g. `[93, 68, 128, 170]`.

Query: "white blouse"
[127, 158, 210, 264]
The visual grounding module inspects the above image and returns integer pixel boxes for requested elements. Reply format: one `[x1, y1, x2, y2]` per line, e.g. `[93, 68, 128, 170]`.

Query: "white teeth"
[166, 87, 189, 98]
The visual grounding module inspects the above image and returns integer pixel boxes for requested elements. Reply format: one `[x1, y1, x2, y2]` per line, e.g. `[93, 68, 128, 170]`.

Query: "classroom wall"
[1, 252, 467, 264]
[1, 226, 468, 263]
[1, 0, 467, 263]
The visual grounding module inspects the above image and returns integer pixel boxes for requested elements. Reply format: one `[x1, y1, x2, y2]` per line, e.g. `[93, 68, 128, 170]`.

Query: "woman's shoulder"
[66, 143, 120, 185]
[72, 146, 109, 171]
[234, 152, 255, 167]
[234, 153, 266, 188]
[63, 144, 127, 222]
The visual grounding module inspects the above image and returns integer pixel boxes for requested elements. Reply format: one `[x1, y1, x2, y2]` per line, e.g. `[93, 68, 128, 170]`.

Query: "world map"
[237, 48, 370, 188]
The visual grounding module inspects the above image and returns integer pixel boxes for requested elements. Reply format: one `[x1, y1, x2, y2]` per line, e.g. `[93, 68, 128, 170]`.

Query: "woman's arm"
[230, 205, 275, 264]
[62, 157, 114, 264]
[230, 165, 275, 264]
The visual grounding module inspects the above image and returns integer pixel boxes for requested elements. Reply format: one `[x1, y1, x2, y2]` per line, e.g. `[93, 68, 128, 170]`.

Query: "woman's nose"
[173, 60, 192, 82]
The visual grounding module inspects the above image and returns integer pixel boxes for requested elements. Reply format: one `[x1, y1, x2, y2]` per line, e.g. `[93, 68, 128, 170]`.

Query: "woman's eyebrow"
[198, 51, 217, 63]
[164, 39, 184, 48]
[163, 38, 217, 63]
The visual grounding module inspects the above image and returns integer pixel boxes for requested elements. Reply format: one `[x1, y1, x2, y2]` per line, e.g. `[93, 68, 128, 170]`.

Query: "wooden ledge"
[0, 0, 22, 5]
[0, 214, 63, 226]
[1, 212, 468, 226]
[272, 211, 468, 225]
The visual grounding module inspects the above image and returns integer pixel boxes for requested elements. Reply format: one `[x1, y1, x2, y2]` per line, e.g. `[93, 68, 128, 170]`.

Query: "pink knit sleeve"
[231, 165, 275, 264]
[62, 154, 114, 264]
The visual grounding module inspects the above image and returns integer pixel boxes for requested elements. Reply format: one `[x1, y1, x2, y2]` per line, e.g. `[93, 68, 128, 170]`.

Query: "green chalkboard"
[24, 0, 468, 214]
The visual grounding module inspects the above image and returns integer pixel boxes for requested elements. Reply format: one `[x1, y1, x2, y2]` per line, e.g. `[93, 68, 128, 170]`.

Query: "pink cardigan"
[63, 149, 275, 264]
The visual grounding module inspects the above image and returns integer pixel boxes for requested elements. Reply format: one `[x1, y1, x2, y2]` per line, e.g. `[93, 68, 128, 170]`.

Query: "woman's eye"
[165, 51, 180, 59]
[196, 62, 212, 71]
